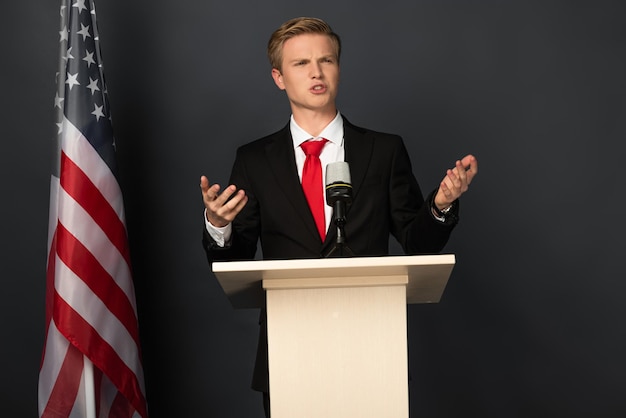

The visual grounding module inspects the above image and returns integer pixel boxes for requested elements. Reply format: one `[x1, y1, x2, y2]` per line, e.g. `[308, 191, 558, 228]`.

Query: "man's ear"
[271, 68, 285, 90]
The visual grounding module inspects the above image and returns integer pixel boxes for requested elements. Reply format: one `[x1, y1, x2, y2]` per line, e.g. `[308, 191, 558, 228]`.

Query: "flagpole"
[83, 356, 97, 418]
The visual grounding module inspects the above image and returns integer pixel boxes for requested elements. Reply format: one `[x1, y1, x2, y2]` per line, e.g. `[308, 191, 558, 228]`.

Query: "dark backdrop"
[2, 0, 625, 417]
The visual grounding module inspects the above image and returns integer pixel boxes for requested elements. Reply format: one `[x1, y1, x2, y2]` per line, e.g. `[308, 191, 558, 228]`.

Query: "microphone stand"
[324, 200, 354, 258]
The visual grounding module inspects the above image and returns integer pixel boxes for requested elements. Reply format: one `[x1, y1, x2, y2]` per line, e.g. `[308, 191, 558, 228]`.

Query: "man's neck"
[291, 108, 337, 138]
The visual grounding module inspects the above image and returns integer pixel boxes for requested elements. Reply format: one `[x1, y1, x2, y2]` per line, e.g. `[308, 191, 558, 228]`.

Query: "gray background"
[2, 0, 625, 417]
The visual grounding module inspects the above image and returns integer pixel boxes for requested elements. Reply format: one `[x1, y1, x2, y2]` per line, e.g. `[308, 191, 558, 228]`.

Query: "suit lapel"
[265, 125, 321, 241]
[343, 118, 373, 205]
[323, 118, 374, 254]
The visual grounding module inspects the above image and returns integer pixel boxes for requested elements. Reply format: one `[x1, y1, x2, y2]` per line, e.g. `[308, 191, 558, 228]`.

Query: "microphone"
[324, 162, 354, 257]
[325, 161, 352, 220]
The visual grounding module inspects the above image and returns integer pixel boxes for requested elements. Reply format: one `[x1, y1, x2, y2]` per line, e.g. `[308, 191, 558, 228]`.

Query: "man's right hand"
[200, 176, 249, 227]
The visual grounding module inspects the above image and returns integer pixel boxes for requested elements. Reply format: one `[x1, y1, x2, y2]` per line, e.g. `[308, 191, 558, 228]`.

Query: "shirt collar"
[290, 111, 344, 149]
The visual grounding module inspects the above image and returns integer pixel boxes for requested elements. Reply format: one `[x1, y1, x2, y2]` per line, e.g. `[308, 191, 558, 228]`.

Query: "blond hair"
[267, 17, 341, 71]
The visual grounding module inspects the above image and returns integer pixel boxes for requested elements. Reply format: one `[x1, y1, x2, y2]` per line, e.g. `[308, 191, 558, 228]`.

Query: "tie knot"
[301, 139, 328, 157]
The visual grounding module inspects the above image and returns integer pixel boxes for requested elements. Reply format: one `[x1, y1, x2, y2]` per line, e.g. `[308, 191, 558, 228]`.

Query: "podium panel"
[266, 279, 409, 418]
[213, 254, 455, 308]
[212, 255, 455, 418]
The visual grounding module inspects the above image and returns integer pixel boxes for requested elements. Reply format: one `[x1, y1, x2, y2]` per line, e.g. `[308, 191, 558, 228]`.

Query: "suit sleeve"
[388, 137, 458, 254]
[202, 146, 260, 263]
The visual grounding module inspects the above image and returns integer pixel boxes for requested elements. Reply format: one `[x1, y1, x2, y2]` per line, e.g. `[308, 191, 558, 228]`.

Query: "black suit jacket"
[203, 116, 458, 391]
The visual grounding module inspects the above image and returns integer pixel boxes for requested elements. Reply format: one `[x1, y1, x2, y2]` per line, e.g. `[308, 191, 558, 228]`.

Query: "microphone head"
[326, 161, 351, 185]
[325, 161, 352, 206]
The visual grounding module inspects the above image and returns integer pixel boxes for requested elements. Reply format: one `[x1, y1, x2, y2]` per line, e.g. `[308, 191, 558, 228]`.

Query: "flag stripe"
[56, 181, 135, 303]
[109, 392, 135, 418]
[40, 341, 84, 418]
[97, 372, 117, 418]
[54, 254, 143, 381]
[55, 221, 141, 346]
[60, 117, 124, 219]
[60, 150, 131, 268]
[53, 292, 148, 417]
[41, 230, 59, 368]
[39, 321, 70, 412]
[94, 367, 103, 417]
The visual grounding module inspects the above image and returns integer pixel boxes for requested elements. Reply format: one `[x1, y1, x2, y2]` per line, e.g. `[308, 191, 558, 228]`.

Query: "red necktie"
[301, 139, 328, 241]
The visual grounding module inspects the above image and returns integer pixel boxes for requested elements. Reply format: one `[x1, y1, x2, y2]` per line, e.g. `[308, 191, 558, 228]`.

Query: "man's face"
[272, 33, 340, 116]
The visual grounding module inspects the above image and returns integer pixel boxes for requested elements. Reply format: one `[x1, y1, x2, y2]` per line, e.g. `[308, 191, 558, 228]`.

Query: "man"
[200, 17, 478, 416]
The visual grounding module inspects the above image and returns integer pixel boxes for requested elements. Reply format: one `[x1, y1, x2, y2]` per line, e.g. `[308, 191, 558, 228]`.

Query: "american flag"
[38, 1, 148, 417]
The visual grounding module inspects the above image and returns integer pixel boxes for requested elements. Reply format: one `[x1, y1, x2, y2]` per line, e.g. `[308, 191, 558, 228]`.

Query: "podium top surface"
[212, 254, 455, 308]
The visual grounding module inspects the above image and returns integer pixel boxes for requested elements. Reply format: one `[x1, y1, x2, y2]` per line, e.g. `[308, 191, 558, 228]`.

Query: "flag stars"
[83, 50, 96, 67]
[77, 23, 91, 41]
[72, 0, 87, 13]
[87, 78, 100, 95]
[92, 104, 105, 121]
[54, 92, 64, 109]
[59, 25, 69, 42]
[63, 47, 74, 62]
[66, 72, 80, 90]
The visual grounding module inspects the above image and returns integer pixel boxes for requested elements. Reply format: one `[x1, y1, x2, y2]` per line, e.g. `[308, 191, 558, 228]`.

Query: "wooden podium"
[212, 254, 455, 418]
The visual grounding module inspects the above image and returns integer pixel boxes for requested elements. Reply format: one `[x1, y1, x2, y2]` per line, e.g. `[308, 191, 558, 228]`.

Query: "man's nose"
[310, 63, 323, 78]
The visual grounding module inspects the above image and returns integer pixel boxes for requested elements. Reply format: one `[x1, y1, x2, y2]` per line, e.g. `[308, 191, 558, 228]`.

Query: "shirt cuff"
[204, 209, 232, 247]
